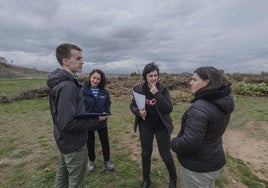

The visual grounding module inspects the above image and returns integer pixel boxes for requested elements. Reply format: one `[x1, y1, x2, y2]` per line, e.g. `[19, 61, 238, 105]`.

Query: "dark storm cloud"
[0, 0, 267, 74]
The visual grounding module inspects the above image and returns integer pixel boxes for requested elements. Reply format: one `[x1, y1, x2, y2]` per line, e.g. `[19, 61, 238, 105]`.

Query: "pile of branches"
[1, 86, 50, 103]
[11, 86, 50, 101]
[1, 73, 267, 104]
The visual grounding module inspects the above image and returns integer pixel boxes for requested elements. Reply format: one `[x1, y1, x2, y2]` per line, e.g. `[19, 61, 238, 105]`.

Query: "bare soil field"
[223, 121, 268, 180]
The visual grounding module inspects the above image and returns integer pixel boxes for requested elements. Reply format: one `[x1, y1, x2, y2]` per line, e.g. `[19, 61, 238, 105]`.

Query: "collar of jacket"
[73, 77, 82, 88]
[192, 85, 231, 103]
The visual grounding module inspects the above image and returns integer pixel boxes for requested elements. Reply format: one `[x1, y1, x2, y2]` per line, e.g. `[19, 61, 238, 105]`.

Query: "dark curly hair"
[87, 69, 106, 89]
[142, 62, 159, 82]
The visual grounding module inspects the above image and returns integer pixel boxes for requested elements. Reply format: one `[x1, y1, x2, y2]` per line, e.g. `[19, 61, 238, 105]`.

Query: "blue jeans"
[56, 145, 87, 188]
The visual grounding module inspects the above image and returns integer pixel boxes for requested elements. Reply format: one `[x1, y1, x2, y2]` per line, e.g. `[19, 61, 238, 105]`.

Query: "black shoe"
[141, 179, 150, 188]
[169, 179, 177, 188]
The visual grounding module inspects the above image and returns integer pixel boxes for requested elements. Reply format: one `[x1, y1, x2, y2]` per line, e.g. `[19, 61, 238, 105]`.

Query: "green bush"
[232, 81, 268, 96]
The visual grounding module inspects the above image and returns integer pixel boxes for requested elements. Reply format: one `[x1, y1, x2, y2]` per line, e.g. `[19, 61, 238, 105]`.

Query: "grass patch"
[215, 174, 229, 188]
[0, 78, 46, 98]
[10, 148, 32, 158]
[225, 153, 268, 188]
[0, 145, 16, 157]
[230, 96, 268, 128]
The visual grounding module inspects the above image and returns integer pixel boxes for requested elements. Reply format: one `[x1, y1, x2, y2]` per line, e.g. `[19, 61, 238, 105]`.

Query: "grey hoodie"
[47, 68, 99, 154]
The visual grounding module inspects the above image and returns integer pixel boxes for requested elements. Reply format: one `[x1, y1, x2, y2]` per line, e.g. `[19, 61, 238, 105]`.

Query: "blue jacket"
[47, 68, 99, 154]
[81, 84, 111, 130]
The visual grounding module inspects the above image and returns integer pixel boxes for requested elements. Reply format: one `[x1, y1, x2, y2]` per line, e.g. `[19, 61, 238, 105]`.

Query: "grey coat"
[47, 68, 99, 154]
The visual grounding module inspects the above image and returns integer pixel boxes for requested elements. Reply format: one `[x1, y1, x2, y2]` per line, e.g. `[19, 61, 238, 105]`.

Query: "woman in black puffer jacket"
[170, 66, 235, 188]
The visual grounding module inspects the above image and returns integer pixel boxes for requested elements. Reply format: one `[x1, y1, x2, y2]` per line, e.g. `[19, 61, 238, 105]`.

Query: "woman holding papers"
[130, 62, 177, 188]
[82, 69, 115, 172]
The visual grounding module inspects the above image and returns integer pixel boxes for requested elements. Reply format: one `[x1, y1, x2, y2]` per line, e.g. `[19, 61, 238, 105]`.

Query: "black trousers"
[139, 125, 177, 181]
[87, 127, 110, 162]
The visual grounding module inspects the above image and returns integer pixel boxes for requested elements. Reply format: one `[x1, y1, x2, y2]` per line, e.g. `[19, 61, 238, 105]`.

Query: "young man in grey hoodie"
[47, 43, 108, 188]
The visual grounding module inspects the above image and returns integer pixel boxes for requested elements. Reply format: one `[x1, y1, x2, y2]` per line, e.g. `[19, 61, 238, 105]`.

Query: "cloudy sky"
[0, 0, 267, 74]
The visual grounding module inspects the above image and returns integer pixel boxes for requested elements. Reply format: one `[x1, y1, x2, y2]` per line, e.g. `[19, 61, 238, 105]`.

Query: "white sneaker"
[88, 161, 95, 172]
[104, 161, 115, 171]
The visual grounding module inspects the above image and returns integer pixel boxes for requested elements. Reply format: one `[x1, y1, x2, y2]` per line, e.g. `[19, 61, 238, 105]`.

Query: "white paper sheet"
[133, 91, 145, 110]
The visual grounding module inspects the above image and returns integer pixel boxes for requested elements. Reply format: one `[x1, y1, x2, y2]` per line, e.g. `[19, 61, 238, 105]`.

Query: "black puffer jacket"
[170, 86, 234, 172]
[130, 82, 174, 134]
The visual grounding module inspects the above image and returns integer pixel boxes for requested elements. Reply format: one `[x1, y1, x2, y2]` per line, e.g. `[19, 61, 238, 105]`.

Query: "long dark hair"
[194, 66, 231, 91]
[87, 69, 106, 89]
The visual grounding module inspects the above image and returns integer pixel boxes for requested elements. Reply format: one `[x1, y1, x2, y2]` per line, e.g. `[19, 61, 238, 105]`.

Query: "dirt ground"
[223, 121, 268, 180]
[123, 120, 268, 188]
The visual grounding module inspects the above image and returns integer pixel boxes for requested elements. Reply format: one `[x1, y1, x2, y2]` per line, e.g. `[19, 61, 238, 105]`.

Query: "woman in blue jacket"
[170, 67, 235, 188]
[82, 69, 114, 172]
